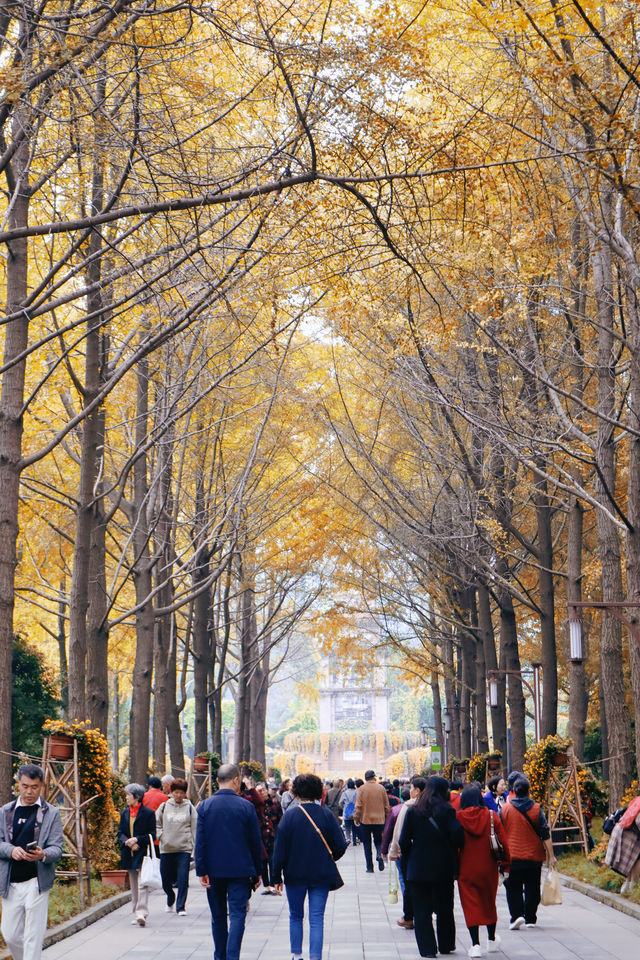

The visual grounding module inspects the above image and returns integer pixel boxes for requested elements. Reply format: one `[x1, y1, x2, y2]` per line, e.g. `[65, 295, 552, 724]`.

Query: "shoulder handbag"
[139, 833, 162, 889]
[489, 810, 505, 861]
[298, 805, 344, 890]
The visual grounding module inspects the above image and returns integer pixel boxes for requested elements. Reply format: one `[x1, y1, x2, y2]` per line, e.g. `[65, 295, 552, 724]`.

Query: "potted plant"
[42, 718, 87, 761]
[194, 750, 221, 775]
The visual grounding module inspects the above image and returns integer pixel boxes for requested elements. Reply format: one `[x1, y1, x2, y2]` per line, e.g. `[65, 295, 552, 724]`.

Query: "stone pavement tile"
[43, 845, 640, 960]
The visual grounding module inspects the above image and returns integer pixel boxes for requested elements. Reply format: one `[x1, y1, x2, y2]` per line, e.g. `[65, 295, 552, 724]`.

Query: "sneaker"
[468, 946, 482, 958]
[130, 917, 139, 925]
[377, 856, 385, 871]
[487, 935, 501, 953]
[136, 915, 146, 927]
[366, 868, 374, 873]
[164, 904, 173, 913]
[509, 917, 525, 930]
[177, 910, 187, 916]
[525, 923, 536, 928]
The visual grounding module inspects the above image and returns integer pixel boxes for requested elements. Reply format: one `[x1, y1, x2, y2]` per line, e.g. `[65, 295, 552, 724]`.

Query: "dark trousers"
[344, 818, 358, 844]
[261, 856, 274, 888]
[409, 879, 456, 957]
[504, 861, 542, 924]
[397, 860, 413, 921]
[360, 824, 383, 871]
[206, 878, 252, 960]
[160, 851, 191, 912]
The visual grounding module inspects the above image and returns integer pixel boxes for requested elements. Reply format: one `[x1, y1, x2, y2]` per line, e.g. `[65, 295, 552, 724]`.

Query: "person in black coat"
[118, 783, 157, 926]
[195, 764, 263, 960]
[399, 776, 464, 958]
[273, 773, 348, 960]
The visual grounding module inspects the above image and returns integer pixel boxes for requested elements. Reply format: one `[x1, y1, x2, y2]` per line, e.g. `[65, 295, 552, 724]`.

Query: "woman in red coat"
[456, 785, 511, 958]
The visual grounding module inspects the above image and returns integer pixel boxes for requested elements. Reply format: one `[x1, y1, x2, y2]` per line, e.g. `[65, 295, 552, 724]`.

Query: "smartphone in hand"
[25, 841, 38, 851]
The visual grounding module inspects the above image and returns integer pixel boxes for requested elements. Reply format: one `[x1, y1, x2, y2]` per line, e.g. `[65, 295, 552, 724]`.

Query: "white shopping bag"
[139, 834, 162, 890]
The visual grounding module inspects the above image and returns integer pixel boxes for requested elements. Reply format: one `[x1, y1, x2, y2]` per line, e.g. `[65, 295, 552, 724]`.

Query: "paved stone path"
[45, 846, 639, 960]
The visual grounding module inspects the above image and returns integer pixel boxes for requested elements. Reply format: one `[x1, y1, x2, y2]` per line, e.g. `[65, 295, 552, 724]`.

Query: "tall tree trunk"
[498, 583, 526, 771]
[430, 656, 444, 756]
[592, 234, 632, 806]
[534, 476, 557, 737]
[624, 268, 640, 777]
[153, 409, 178, 773]
[57, 580, 68, 717]
[471, 588, 489, 753]
[249, 646, 269, 768]
[86, 407, 108, 734]
[166, 615, 186, 776]
[112, 673, 120, 769]
[68, 74, 107, 721]
[0, 66, 31, 800]
[478, 581, 506, 757]
[442, 626, 460, 759]
[458, 591, 474, 759]
[192, 470, 211, 757]
[567, 497, 588, 758]
[129, 350, 155, 782]
[212, 567, 233, 756]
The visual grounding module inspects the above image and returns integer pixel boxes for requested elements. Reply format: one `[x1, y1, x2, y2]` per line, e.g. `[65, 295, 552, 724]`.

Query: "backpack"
[343, 800, 355, 819]
[602, 806, 626, 835]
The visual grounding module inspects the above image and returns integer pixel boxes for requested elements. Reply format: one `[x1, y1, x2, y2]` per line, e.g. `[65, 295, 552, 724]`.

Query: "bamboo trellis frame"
[41, 737, 93, 906]
[545, 744, 589, 856]
[188, 760, 213, 805]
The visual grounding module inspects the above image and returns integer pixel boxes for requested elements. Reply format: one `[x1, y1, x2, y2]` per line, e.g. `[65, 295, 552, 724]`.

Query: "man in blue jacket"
[195, 763, 263, 960]
[0, 764, 63, 960]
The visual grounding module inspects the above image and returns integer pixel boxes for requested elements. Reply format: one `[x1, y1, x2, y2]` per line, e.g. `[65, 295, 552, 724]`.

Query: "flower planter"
[100, 869, 130, 888]
[487, 758, 502, 771]
[49, 733, 74, 761]
[454, 762, 468, 774]
[551, 751, 568, 766]
[193, 757, 210, 773]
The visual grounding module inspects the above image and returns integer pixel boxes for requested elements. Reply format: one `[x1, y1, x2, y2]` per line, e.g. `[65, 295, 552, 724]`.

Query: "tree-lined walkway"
[44, 846, 638, 960]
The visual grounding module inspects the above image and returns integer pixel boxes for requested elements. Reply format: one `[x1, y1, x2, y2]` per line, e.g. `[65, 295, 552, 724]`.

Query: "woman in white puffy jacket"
[156, 778, 197, 915]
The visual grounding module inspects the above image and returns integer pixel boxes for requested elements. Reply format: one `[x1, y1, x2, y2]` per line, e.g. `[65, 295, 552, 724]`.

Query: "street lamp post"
[567, 601, 640, 661]
[487, 666, 542, 742]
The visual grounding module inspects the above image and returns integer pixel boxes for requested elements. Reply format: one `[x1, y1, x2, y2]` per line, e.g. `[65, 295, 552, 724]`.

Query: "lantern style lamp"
[488, 676, 499, 708]
[568, 613, 584, 662]
[443, 708, 452, 735]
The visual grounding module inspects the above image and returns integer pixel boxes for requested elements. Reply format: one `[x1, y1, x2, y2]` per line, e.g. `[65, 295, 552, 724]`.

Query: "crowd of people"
[189, 765, 562, 960]
[2, 761, 640, 960]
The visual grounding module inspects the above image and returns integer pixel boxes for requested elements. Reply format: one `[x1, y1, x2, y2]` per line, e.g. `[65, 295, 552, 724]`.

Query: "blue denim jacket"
[0, 798, 64, 897]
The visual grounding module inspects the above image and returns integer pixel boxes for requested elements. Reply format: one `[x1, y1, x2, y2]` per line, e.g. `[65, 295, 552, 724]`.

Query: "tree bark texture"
[567, 497, 588, 759]
[477, 582, 506, 758]
[0, 81, 31, 801]
[498, 583, 526, 771]
[68, 82, 107, 722]
[592, 234, 632, 806]
[129, 352, 155, 782]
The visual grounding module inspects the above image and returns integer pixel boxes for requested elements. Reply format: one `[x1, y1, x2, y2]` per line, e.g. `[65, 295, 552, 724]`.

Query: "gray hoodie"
[156, 796, 197, 853]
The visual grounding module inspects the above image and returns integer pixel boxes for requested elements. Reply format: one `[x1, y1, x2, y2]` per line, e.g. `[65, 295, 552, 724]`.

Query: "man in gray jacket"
[0, 763, 63, 960]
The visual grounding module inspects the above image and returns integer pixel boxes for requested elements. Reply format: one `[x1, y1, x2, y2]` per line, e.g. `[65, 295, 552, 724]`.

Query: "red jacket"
[501, 801, 546, 862]
[143, 787, 167, 812]
[456, 806, 511, 926]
